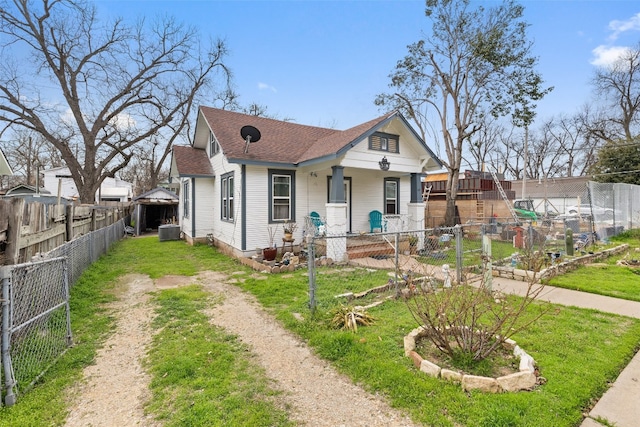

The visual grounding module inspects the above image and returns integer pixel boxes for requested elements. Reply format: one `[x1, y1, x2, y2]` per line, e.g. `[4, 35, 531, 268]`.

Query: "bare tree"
[376, 0, 551, 225]
[3, 128, 48, 186]
[0, 0, 231, 203]
[590, 43, 640, 142]
[465, 113, 502, 172]
[496, 126, 524, 180]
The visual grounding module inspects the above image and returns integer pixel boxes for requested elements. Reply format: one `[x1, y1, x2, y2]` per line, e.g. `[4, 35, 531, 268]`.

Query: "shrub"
[404, 250, 551, 362]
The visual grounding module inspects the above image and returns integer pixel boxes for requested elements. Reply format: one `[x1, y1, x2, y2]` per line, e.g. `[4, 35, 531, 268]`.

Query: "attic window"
[369, 132, 399, 153]
[209, 131, 219, 157]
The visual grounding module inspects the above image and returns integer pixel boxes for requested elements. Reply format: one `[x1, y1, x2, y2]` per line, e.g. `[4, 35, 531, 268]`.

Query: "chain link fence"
[0, 218, 128, 406]
[305, 217, 601, 311]
[588, 181, 640, 241]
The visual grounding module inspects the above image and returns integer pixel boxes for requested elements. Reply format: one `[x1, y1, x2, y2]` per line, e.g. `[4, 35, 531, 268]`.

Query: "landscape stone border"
[403, 326, 538, 393]
[493, 244, 629, 281]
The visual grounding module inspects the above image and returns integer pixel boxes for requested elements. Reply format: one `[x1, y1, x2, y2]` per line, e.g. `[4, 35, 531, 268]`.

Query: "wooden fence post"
[65, 205, 74, 241]
[3, 198, 25, 265]
[91, 208, 96, 232]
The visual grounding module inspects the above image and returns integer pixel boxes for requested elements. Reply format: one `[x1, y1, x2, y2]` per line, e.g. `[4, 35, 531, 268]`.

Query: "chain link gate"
[1, 257, 72, 406]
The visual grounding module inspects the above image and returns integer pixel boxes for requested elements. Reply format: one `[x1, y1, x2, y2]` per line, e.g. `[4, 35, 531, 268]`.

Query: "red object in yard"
[514, 226, 524, 249]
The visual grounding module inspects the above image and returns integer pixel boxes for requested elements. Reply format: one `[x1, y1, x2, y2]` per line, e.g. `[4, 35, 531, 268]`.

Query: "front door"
[328, 177, 352, 233]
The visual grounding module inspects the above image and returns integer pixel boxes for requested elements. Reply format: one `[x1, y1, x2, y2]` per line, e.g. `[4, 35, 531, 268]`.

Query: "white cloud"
[590, 45, 631, 67]
[109, 112, 136, 130]
[258, 82, 277, 93]
[608, 12, 640, 41]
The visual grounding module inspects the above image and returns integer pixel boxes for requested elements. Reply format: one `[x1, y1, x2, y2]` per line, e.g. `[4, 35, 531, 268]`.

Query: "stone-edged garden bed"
[403, 326, 539, 393]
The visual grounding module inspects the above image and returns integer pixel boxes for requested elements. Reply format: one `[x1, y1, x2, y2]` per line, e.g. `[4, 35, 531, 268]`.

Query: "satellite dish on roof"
[241, 125, 261, 153]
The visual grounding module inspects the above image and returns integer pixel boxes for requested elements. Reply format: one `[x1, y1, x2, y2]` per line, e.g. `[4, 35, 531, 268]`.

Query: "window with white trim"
[183, 180, 189, 218]
[269, 170, 295, 222]
[221, 172, 234, 221]
[384, 178, 399, 215]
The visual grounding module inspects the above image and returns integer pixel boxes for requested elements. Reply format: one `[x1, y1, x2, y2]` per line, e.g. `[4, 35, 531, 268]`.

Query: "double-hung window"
[384, 178, 399, 215]
[269, 169, 295, 222]
[221, 172, 234, 221]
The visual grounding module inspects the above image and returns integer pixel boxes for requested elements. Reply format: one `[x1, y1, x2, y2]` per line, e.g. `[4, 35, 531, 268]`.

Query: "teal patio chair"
[369, 210, 386, 232]
[309, 211, 325, 236]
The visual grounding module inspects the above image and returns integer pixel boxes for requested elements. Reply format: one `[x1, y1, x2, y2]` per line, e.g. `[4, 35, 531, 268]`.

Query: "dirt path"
[64, 271, 419, 427]
[64, 274, 160, 427]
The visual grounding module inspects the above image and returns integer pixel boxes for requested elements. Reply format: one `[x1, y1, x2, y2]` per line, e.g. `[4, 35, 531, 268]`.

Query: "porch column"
[410, 173, 422, 203]
[329, 166, 345, 203]
[407, 202, 425, 231]
[327, 166, 347, 262]
[325, 203, 348, 262]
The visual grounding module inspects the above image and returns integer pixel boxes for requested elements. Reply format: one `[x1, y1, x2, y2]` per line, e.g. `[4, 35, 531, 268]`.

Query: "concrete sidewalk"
[489, 277, 640, 427]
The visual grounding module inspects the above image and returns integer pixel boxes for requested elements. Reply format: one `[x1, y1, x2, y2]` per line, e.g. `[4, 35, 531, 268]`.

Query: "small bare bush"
[405, 249, 551, 362]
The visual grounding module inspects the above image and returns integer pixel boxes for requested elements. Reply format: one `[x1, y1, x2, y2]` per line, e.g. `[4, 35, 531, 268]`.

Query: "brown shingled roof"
[199, 106, 396, 165]
[172, 145, 214, 177]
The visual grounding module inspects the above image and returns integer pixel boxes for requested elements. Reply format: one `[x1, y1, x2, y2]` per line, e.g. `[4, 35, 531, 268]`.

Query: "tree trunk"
[444, 168, 461, 226]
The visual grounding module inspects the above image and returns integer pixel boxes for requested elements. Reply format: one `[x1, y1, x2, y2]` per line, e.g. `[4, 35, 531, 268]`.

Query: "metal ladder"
[422, 185, 432, 203]
[490, 169, 519, 223]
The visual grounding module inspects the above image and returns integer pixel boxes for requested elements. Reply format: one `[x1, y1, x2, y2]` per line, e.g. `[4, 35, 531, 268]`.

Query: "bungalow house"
[170, 106, 443, 260]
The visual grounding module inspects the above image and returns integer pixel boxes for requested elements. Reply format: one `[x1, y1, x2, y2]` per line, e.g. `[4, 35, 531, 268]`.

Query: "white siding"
[294, 166, 412, 234]
[178, 177, 191, 239]
[193, 177, 216, 237]
[345, 169, 412, 233]
[244, 166, 272, 251]
[178, 177, 214, 239]
[203, 156, 242, 248]
[341, 127, 426, 173]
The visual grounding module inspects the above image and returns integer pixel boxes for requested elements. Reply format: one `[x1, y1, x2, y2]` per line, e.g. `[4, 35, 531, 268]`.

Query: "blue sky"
[95, 0, 640, 130]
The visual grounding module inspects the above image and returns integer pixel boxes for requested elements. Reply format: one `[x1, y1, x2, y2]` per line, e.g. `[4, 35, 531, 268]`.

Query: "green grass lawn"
[547, 229, 640, 301]
[1, 234, 639, 427]
[235, 262, 640, 427]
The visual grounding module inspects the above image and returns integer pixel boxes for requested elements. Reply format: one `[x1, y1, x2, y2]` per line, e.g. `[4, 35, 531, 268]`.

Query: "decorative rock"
[441, 369, 462, 382]
[408, 326, 425, 339]
[462, 375, 501, 393]
[420, 359, 441, 377]
[402, 334, 415, 355]
[504, 338, 517, 348]
[408, 350, 423, 368]
[519, 354, 536, 373]
[497, 371, 537, 392]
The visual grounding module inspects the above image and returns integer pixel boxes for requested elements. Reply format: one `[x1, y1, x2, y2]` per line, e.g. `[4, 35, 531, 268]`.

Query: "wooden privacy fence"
[0, 198, 132, 265]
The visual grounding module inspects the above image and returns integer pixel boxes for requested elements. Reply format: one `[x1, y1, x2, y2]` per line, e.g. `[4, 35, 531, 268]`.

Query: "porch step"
[347, 243, 395, 260]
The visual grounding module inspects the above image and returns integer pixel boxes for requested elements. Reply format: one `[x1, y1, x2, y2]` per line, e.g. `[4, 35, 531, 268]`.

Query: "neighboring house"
[4, 184, 51, 196]
[170, 106, 443, 260]
[42, 166, 133, 203]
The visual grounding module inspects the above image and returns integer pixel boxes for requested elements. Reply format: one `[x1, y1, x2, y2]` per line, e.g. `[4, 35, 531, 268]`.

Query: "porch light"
[379, 156, 390, 171]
